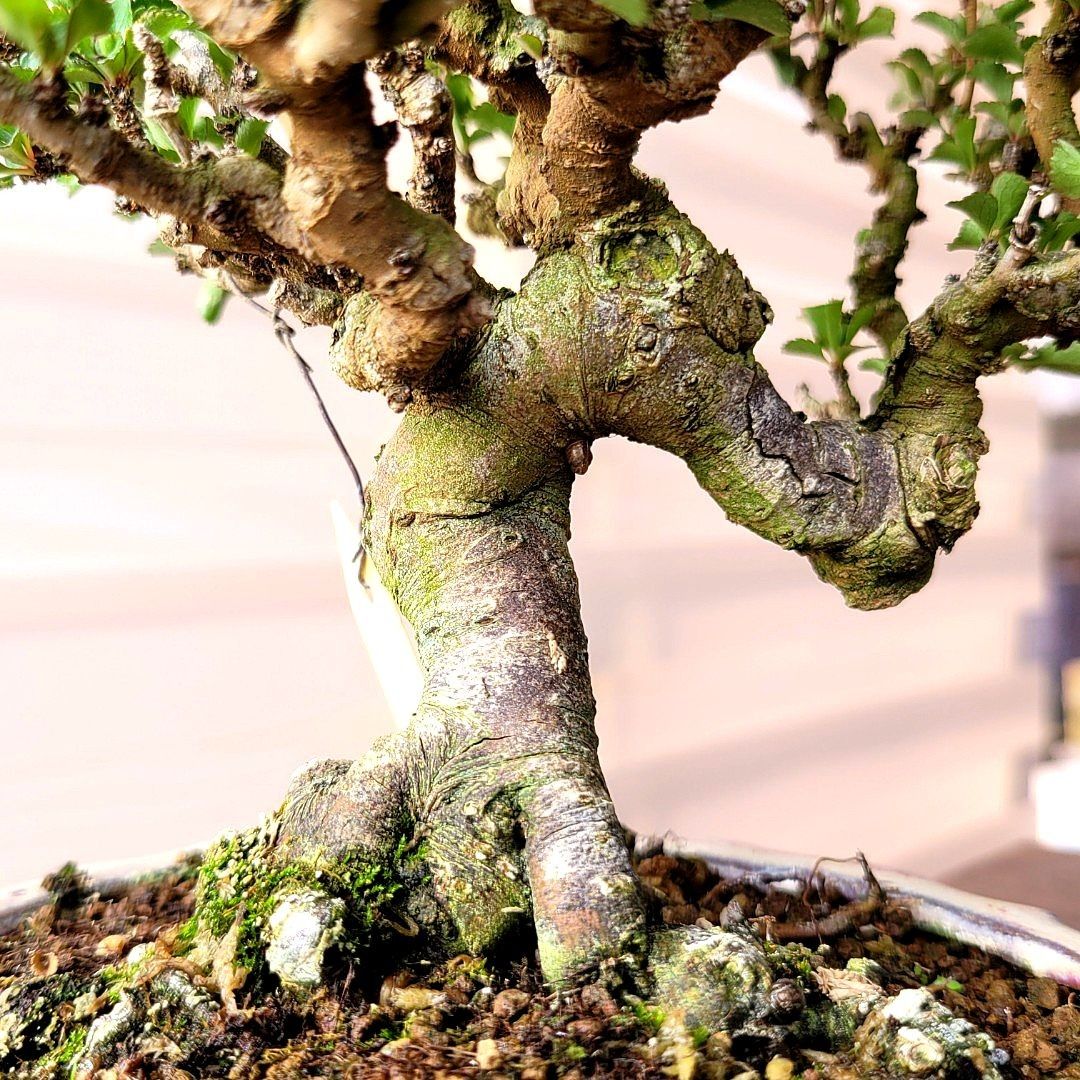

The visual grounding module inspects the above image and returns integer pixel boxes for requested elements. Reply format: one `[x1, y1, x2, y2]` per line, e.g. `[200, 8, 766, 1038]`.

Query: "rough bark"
[1025, 0, 1080, 213]
[7, 0, 1080, 1012]
[289, 188, 1080, 989]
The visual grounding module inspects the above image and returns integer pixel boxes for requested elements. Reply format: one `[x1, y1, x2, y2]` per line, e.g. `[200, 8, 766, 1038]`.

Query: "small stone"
[476, 1037, 502, 1070]
[984, 979, 1016, 1014]
[1052, 1004, 1080, 1042]
[264, 889, 345, 989]
[1011, 1026, 1062, 1072]
[765, 1057, 795, 1080]
[519, 1057, 550, 1079]
[768, 979, 804, 1017]
[94, 934, 130, 957]
[1026, 976, 1061, 1011]
[382, 985, 447, 1013]
[492, 988, 530, 1020]
[703, 1031, 733, 1061]
[580, 983, 617, 1017]
[567, 1017, 604, 1043]
[892, 1027, 945, 1075]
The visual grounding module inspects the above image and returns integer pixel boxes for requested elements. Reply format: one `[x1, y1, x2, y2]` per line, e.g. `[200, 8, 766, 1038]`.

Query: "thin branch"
[779, 38, 924, 351]
[177, 0, 490, 400]
[371, 43, 456, 222]
[0, 68, 305, 251]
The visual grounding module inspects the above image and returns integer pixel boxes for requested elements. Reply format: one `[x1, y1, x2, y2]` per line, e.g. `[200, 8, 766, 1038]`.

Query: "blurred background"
[3, 9, 1078, 915]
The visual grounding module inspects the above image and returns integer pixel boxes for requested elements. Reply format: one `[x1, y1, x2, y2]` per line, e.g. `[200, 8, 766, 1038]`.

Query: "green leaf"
[804, 300, 845, 352]
[993, 0, 1034, 25]
[783, 338, 826, 360]
[929, 114, 977, 173]
[900, 108, 937, 127]
[471, 100, 515, 139]
[64, 0, 112, 49]
[235, 116, 268, 156]
[516, 32, 542, 59]
[110, 0, 132, 32]
[860, 355, 889, 374]
[594, 0, 651, 25]
[0, 0, 53, 58]
[989, 170, 1029, 232]
[176, 95, 199, 138]
[914, 10, 963, 40]
[1017, 340, 1080, 373]
[972, 60, 1015, 102]
[1039, 210, 1080, 252]
[963, 23, 1024, 65]
[826, 93, 846, 123]
[198, 280, 228, 324]
[845, 304, 877, 342]
[948, 218, 989, 249]
[948, 190, 997, 233]
[855, 5, 894, 39]
[1051, 140, 1080, 200]
[696, 0, 791, 36]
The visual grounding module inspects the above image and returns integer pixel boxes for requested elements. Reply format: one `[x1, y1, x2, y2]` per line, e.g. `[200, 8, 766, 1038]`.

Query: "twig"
[769, 851, 887, 943]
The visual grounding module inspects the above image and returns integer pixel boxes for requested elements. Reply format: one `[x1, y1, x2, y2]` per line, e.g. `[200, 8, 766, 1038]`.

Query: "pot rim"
[3, 834, 1078, 987]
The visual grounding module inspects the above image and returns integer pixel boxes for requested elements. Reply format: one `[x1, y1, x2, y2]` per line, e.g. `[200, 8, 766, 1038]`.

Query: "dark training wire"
[223, 274, 366, 515]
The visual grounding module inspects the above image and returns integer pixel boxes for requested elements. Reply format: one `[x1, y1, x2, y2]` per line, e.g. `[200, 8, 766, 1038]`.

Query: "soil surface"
[2, 852, 1078, 1078]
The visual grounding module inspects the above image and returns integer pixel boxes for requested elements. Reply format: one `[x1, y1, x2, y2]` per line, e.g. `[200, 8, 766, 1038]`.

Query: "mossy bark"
[219, 186, 1073, 989]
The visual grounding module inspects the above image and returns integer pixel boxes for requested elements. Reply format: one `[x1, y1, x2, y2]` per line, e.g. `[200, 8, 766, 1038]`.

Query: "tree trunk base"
[7, 813, 1068, 1078]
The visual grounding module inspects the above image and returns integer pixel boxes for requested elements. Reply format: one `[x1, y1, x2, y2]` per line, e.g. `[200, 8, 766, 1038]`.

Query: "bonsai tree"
[3, 0, 1080, 1055]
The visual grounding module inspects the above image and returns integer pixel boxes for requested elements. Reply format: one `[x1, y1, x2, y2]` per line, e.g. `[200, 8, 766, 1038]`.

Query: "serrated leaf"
[0, 0, 53, 58]
[948, 218, 989, 249]
[994, 0, 1033, 25]
[1051, 140, 1080, 199]
[929, 114, 977, 172]
[235, 116, 268, 156]
[594, 0, 651, 25]
[698, 0, 791, 35]
[1039, 210, 1080, 252]
[1019, 341, 1080, 373]
[900, 108, 937, 127]
[783, 338, 826, 360]
[948, 190, 998, 233]
[914, 10, 963, 40]
[963, 23, 1024, 65]
[803, 300, 845, 352]
[899, 46, 934, 78]
[846, 304, 877, 342]
[141, 115, 181, 160]
[64, 0, 112, 48]
[972, 59, 1015, 102]
[989, 170, 1029, 232]
[856, 5, 894, 39]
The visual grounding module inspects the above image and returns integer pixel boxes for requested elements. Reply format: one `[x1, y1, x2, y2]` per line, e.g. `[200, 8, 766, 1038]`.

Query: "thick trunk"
[195, 188, 1063, 990]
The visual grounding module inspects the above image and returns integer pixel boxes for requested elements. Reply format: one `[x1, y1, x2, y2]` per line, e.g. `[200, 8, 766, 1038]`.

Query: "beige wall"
[0, 46, 1048, 887]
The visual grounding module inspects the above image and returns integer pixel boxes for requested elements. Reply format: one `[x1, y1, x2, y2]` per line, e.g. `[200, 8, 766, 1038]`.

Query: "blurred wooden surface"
[945, 845, 1080, 930]
[0, 49, 1050, 888]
